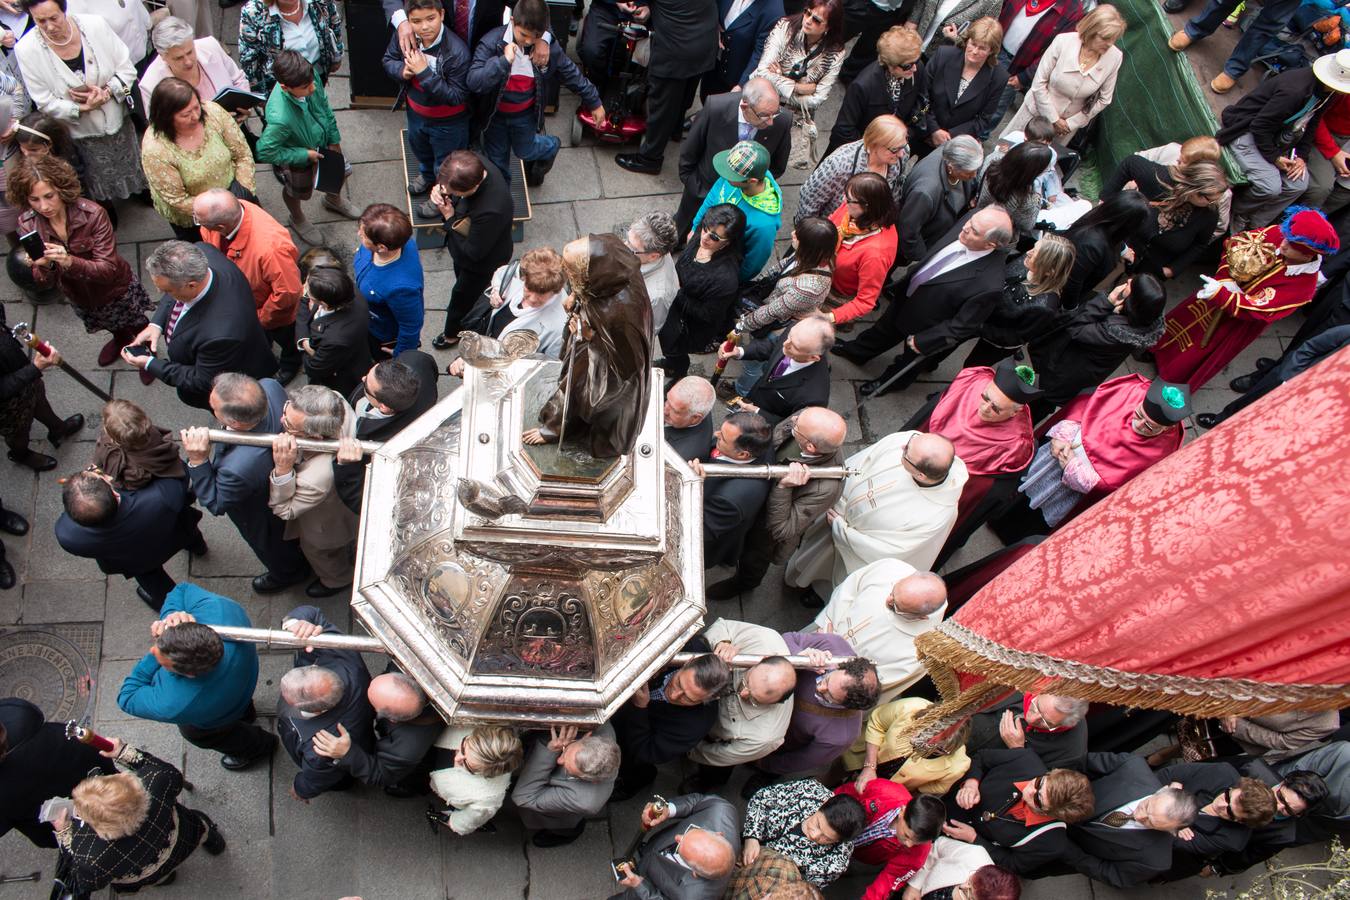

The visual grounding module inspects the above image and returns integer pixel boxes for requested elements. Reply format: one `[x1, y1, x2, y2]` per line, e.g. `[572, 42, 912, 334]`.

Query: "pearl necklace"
[44, 21, 78, 49]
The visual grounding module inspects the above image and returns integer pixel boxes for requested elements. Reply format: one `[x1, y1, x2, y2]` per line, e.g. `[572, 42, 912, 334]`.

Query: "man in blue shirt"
[117, 584, 277, 771]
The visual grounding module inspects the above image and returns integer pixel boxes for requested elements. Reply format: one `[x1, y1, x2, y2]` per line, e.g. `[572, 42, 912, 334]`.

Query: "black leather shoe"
[798, 587, 825, 609]
[187, 532, 209, 557]
[1195, 413, 1221, 429]
[525, 154, 556, 187]
[252, 571, 304, 595]
[47, 413, 84, 447]
[615, 153, 661, 175]
[830, 342, 869, 365]
[706, 577, 753, 601]
[383, 783, 420, 799]
[8, 449, 57, 471]
[200, 814, 226, 855]
[1162, 0, 1187, 11]
[305, 578, 350, 599]
[276, 367, 300, 387]
[859, 370, 904, 397]
[0, 557, 15, 591]
[1229, 372, 1261, 393]
[431, 333, 459, 350]
[221, 734, 276, 771]
[1255, 356, 1277, 372]
[0, 508, 29, 536]
[532, 823, 585, 848]
[135, 586, 161, 610]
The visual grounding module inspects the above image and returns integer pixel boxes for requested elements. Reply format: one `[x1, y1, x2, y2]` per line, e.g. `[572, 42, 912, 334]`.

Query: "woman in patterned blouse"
[50, 737, 225, 895]
[738, 778, 867, 888]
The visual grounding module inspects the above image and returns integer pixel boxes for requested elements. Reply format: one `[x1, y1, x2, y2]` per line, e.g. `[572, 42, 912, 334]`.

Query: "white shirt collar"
[186, 270, 213, 305]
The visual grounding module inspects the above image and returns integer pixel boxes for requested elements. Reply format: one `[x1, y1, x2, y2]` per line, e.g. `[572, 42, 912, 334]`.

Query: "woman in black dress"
[1057, 189, 1149, 310]
[1027, 271, 1167, 418]
[658, 204, 747, 380]
[964, 232, 1076, 368]
[1102, 157, 1228, 282]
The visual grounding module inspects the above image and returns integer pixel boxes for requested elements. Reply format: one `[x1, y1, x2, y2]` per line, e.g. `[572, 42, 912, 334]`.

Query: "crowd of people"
[1, 0, 1349, 895]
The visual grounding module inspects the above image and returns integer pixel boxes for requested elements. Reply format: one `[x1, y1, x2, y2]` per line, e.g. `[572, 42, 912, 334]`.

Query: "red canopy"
[912, 346, 1350, 749]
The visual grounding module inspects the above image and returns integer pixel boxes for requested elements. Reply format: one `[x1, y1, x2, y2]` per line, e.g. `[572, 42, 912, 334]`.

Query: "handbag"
[1176, 717, 1221, 762]
[459, 261, 520, 336]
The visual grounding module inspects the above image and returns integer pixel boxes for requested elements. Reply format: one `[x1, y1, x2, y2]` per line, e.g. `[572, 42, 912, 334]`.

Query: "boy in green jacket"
[256, 50, 361, 245]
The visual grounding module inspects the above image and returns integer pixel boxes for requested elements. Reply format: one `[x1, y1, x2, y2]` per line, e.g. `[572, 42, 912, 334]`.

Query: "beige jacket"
[688, 618, 794, 767]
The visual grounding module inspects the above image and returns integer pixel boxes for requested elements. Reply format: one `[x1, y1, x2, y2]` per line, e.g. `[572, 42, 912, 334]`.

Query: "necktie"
[738, 121, 755, 142]
[453, 0, 470, 42]
[908, 246, 966, 296]
[769, 356, 791, 380]
[164, 300, 187, 339]
[1100, 811, 1132, 828]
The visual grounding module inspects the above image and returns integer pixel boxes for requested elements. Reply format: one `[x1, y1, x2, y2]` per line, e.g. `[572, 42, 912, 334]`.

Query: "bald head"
[279, 665, 345, 715]
[960, 205, 1015, 251]
[678, 828, 736, 879]
[367, 672, 427, 723]
[905, 432, 955, 484]
[192, 188, 244, 232]
[742, 656, 797, 705]
[889, 571, 948, 618]
[665, 376, 715, 428]
[795, 407, 846, 456]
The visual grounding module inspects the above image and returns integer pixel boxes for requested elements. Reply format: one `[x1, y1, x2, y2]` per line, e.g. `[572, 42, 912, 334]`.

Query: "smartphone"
[18, 229, 44, 261]
[123, 344, 154, 359]
[39, 797, 75, 824]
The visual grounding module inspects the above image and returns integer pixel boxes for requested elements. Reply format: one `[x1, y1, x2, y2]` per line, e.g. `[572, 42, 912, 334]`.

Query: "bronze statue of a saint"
[523, 234, 654, 458]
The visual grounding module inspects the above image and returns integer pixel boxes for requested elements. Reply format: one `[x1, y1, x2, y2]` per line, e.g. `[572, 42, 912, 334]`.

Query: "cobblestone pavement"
[0, 6, 1331, 898]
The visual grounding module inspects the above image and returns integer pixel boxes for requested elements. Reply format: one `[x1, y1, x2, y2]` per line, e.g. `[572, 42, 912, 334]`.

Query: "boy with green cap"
[690, 140, 783, 283]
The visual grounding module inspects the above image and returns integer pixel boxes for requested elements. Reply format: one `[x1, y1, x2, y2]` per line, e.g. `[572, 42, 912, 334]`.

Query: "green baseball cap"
[713, 140, 770, 183]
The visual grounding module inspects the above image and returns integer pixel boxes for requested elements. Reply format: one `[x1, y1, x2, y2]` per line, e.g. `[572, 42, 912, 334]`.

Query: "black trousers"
[179, 702, 275, 759]
[442, 266, 495, 339]
[637, 74, 699, 166]
[840, 0, 910, 82]
[578, 2, 624, 97]
[4, 378, 64, 453]
[733, 512, 776, 588]
[266, 322, 302, 377]
[674, 182, 708, 245]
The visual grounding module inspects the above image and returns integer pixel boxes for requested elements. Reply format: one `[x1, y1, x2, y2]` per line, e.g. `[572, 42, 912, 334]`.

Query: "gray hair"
[571, 735, 621, 782]
[741, 77, 778, 111]
[146, 240, 209, 286]
[193, 188, 241, 229]
[151, 16, 196, 55]
[629, 211, 679, 256]
[669, 376, 715, 418]
[1155, 787, 1199, 827]
[286, 384, 347, 439]
[279, 665, 345, 714]
[210, 373, 267, 426]
[1044, 694, 1090, 727]
[942, 134, 984, 174]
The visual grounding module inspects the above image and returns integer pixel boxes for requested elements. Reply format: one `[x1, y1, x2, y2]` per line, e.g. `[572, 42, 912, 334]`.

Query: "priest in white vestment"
[785, 431, 968, 596]
[812, 557, 948, 702]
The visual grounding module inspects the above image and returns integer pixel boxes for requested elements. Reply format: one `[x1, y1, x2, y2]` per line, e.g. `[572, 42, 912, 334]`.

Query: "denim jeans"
[482, 111, 560, 183]
[406, 111, 469, 182]
[1184, 0, 1301, 77]
[990, 49, 1019, 132]
[734, 358, 767, 397]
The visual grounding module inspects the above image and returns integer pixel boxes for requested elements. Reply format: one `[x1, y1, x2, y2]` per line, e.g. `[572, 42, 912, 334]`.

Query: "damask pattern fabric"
[912, 346, 1350, 749]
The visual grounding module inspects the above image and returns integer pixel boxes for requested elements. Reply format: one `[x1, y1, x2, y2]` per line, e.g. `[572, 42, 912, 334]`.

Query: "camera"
[785, 59, 810, 81]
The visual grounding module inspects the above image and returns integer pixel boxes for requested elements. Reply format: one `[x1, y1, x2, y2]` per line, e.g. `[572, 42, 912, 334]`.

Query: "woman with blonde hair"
[51, 737, 224, 894]
[826, 27, 925, 157]
[1103, 158, 1229, 280]
[922, 17, 1009, 147]
[797, 115, 909, 223]
[1005, 4, 1125, 140]
[428, 724, 524, 835]
[965, 233, 1076, 367]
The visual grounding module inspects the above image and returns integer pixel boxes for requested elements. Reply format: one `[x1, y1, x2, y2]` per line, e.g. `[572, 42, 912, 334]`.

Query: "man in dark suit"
[664, 376, 716, 461]
[611, 793, 740, 899]
[512, 723, 621, 847]
[966, 692, 1090, 772]
[0, 697, 114, 848]
[296, 267, 371, 398]
[688, 411, 774, 570]
[1062, 752, 1199, 888]
[834, 206, 1014, 397]
[181, 373, 310, 595]
[943, 747, 1095, 877]
[55, 470, 207, 611]
[277, 605, 377, 802]
[674, 80, 792, 237]
[701, 0, 781, 98]
[335, 351, 440, 513]
[123, 241, 277, 410]
[610, 638, 731, 800]
[720, 316, 833, 424]
[708, 406, 847, 599]
[1154, 761, 1277, 881]
[615, 0, 720, 175]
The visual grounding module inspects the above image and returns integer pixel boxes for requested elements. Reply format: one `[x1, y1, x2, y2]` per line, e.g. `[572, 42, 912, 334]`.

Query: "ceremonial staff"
[11, 322, 112, 402]
[708, 322, 745, 389]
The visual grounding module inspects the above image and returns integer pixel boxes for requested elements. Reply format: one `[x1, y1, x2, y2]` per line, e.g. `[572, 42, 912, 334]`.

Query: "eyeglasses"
[1274, 787, 1299, 819]
[804, 10, 825, 24]
[704, 230, 728, 243]
[889, 60, 918, 72]
[1028, 696, 1071, 732]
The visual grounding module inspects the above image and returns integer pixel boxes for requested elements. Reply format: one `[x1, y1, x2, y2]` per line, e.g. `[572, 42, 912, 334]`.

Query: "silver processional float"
[185, 235, 854, 728]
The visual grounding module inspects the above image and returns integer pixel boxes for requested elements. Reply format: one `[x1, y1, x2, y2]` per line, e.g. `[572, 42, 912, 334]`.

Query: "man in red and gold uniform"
[833, 779, 945, 900]
[1154, 206, 1339, 389]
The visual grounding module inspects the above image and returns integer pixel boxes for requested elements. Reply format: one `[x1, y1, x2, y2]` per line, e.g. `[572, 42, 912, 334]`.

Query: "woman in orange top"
[825, 172, 898, 326]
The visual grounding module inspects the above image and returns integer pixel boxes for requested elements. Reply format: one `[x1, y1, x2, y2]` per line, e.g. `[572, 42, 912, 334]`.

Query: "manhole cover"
[0, 624, 101, 722]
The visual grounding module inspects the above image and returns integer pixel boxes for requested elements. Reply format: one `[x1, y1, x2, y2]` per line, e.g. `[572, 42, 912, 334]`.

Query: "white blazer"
[17, 13, 136, 138]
